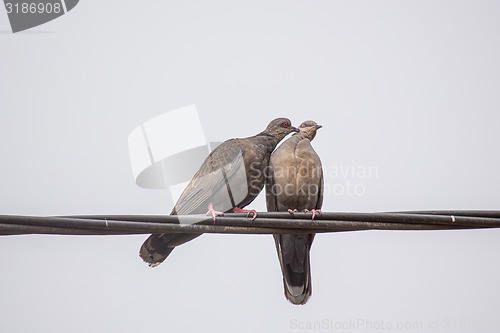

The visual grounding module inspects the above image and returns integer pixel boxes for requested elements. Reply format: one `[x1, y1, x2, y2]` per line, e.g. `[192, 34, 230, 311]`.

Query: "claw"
[233, 207, 258, 220]
[287, 209, 298, 214]
[206, 204, 224, 222]
[305, 209, 321, 220]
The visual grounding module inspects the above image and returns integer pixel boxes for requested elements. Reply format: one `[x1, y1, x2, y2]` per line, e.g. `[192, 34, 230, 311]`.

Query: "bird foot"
[206, 204, 224, 222]
[287, 209, 298, 214]
[305, 209, 321, 220]
[233, 207, 257, 220]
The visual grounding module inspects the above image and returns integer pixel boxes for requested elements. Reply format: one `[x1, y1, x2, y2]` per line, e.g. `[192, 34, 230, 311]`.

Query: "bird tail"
[139, 233, 202, 267]
[274, 234, 314, 305]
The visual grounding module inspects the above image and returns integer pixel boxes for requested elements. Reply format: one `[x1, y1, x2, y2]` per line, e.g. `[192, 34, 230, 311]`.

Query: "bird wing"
[316, 172, 324, 210]
[172, 139, 247, 215]
[312, 148, 324, 211]
[140, 139, 248, 267]
[265, 159, 278, 212]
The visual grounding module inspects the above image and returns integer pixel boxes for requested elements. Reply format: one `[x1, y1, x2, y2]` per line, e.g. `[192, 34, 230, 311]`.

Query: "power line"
[1, 211, 499, 236]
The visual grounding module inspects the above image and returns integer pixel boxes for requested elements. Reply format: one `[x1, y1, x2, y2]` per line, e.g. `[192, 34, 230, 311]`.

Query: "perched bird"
[266, 120, 323, 305]
[140, 118, 298, 267]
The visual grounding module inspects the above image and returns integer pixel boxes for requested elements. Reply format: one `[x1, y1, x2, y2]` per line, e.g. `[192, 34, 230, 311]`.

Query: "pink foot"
[287, 209, 298, 214]
[233, 207, 257, 220]
[206, 204, 224, 221]
[305, 209, 321, 220]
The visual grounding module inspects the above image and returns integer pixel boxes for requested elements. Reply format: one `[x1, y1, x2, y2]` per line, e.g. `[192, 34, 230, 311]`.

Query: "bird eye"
[300, 123, 307, 128]
[281, 122, 289, 128]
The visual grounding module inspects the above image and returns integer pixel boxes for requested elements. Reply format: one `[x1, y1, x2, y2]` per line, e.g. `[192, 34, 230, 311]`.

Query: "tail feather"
[274, 234, 313, 305]
[139, 233, 202, 267]
[139, 234, 175, 267]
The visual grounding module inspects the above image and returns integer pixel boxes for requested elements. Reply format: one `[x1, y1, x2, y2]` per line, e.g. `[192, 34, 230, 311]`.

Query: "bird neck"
[255, 132, 280, 152]
[295, 130, 315, 141]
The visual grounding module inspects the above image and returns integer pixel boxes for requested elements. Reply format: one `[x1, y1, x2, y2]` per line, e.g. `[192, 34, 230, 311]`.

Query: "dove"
[140, 118, 298, 267]
[265, 120, 323, 304]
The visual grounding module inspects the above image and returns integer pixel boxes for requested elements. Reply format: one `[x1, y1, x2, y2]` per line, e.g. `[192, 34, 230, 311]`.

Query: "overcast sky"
[1, 1, 500, 332]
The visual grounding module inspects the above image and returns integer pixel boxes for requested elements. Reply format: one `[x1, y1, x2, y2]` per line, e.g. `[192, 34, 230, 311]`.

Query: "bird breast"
[271, 138, 322, 210]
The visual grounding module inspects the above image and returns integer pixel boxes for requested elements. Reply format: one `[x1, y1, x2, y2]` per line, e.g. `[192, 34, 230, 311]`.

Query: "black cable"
[0, 211, 499, 236]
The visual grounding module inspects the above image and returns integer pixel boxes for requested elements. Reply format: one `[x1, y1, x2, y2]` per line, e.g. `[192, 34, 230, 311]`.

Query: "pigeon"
[265, 120, 323, 305]
[140, 118, 298, 267]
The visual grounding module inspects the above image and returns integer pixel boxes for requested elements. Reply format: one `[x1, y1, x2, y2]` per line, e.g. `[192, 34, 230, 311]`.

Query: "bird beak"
[315, 125, 323, 129]
[291, 126, 299, 132]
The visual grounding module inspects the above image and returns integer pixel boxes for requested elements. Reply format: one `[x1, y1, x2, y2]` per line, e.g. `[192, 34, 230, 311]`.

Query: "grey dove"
[265, 120, 323, 305]
[140, 118, 298, 267]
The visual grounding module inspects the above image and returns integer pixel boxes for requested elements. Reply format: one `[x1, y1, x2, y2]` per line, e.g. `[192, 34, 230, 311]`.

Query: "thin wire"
[0, 211, 499, 236]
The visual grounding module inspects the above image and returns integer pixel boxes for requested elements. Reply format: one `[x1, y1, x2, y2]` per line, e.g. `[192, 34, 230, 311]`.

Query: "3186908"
[5, 2, 62, 14]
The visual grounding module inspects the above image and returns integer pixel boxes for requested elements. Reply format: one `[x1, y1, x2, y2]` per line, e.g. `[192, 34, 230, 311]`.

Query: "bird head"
[263, 118, 299, 141]
[298, 120, 322, 141]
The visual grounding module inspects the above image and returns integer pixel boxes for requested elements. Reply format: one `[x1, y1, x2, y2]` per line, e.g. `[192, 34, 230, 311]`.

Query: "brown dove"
[265, 120, 323, 305]
[140, 118, 298, 267]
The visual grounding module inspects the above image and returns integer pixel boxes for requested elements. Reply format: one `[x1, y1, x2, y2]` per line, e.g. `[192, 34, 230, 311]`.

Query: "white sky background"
[1, 1, 500, 332]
